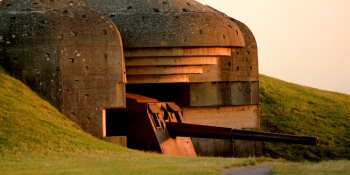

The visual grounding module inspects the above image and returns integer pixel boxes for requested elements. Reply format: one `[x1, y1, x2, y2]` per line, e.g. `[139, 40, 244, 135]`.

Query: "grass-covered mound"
[260, 74, 350, 161]
[0, 66, 272, 174]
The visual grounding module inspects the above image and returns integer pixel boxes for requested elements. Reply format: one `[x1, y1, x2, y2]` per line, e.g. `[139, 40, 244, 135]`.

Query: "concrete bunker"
[85, 0, 260, 157]
[0, 0, 319, 158]
[1, 0, 261, 157]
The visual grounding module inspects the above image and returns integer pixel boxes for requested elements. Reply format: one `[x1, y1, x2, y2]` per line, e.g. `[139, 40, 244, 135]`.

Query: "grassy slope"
[271, 160, 350, 175]
[260, 74, 350, 161]
[0, 67, 272, 174]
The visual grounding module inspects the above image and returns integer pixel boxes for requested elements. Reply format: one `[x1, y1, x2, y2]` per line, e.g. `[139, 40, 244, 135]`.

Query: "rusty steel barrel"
[166, 122, 319, 146]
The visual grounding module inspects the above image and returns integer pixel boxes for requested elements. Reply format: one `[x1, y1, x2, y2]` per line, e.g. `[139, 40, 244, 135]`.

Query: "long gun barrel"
[166, 122, 319, 146]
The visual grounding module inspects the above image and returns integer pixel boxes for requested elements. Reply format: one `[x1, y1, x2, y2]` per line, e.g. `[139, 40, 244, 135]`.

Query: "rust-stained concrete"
[0, 0, 126, 138]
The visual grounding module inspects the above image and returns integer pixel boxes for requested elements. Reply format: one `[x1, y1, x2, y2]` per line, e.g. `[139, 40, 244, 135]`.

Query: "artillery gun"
[105, 94, 319, 156]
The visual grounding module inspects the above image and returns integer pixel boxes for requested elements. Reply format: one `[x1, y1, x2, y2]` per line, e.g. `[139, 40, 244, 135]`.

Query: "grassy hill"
[260, 74, 350, 161]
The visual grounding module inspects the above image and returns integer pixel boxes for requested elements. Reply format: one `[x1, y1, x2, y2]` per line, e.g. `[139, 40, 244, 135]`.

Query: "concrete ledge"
[183, 105, 259, 129]
[103, 136, 127, 147]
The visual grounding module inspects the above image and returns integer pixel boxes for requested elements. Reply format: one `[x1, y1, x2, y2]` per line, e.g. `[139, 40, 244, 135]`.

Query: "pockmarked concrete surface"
[223, 164, 272, 175]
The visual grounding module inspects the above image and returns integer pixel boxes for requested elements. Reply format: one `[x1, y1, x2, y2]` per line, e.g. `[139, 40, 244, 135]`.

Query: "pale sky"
[196, 0, 350, 95]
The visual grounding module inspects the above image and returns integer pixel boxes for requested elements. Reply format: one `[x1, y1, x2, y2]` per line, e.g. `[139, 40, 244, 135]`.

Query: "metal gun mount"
[105, 93, 319, 156]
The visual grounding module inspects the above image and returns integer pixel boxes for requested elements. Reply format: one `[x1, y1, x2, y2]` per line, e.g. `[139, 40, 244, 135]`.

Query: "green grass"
[260, 74, 350, 161]
[0, 154, 273, 175]
[0, 66, 274, 174]
[271, 160, 350, 175]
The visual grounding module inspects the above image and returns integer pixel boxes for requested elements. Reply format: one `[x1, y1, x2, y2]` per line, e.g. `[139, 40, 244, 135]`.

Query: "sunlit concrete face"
[0, 0, 126, 138]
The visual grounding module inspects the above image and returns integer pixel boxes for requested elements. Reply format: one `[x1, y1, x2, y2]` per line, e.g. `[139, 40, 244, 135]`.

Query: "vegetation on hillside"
[260, 74, 350, 161]
[271, 160, 350, 175]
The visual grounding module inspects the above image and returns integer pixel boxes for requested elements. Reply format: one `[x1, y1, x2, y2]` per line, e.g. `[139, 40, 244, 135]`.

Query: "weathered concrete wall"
[183, 105, 261, 157]
[188, 19, 258, 82]
[0, 0, 126, 138]
[84, 0, 245, 48]
[184, 18, 260, 157]
[103, 136, 127, 147]
[189, 81, 259, 106]
[183, 105, 259, 128]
